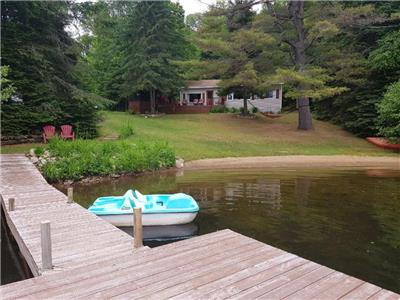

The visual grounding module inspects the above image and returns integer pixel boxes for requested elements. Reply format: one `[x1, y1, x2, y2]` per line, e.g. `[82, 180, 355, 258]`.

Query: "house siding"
[225, 97, 282, 113]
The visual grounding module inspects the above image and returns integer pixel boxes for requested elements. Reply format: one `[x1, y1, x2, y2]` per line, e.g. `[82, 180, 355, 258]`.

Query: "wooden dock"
[0, 154, 139, 277]
[1, 154, 399, 299]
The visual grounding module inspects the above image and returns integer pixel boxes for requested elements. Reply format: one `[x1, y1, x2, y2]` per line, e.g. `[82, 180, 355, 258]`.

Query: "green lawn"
[98, 112, 395, 160]
[1, 143, 43, 154]
[2, 112, 396, 159]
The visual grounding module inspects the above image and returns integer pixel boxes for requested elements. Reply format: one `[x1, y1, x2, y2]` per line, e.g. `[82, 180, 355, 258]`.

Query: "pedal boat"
[88, 190, 199, 226]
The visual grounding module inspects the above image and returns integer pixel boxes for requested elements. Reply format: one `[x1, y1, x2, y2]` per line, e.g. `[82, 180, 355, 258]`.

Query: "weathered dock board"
[0, 154, 139, 277]
[1, 154, 399, 299]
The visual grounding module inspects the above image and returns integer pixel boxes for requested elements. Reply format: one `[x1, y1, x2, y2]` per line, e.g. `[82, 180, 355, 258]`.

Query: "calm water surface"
[65, 167, 400, 292]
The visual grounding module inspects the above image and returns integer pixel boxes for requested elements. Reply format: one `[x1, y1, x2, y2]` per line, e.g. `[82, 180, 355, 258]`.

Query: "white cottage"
[179, 80, 283, 114]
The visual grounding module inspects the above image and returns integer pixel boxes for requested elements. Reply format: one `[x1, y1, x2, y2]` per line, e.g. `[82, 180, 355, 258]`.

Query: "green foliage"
[0, 66, 16, 102]
[239, 107, 250, 115]
[1, 2, 105, 138]
[312, 2, 400, 136]
[118, 123, 135, 139]
[219, 63, 260, 96]
[267, 67, 348, 100]
[369, 30, 400, 72]
[209, 106, 226, 113]
[119, 1, 189, 101]
[377, 80, 400, 143]
[34, 147, 44, 156]
[252, 106, 258, 114]
[39, 139, 176, 182]
[230, 107, 238, 113]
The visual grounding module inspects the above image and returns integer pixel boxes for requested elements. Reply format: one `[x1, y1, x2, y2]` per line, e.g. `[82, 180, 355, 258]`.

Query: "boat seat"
[135, 190, 147, 207]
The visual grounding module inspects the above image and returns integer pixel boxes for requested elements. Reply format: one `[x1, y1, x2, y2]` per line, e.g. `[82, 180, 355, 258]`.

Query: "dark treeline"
[1, 1, 399, 140]
[1, 2, 109, 138]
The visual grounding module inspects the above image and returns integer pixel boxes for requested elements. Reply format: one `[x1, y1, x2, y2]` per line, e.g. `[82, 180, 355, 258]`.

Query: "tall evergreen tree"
[119, 1, 189, 114]
[1, 1, 106, 138]
[313, 2, 400, 136]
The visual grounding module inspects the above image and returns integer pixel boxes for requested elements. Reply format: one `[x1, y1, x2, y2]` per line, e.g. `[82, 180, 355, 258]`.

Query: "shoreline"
[184, 155, 400, 170]
[45, 154, 400, 185]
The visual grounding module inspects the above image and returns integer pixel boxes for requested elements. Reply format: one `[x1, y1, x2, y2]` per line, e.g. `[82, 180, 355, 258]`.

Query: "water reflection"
[62, 167, 400, 293]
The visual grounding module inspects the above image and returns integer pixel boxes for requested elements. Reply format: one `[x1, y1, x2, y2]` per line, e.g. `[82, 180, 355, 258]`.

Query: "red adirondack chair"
[60, 125, 75, 141]
[42, 125, 56, 143]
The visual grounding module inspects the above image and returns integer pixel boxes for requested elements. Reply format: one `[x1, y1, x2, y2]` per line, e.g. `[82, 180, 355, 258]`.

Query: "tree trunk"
[298, 97, 313, 130]
[288, 0, 313, 130]
[243, 94, 248, 115]
[150, 88, 156, 114]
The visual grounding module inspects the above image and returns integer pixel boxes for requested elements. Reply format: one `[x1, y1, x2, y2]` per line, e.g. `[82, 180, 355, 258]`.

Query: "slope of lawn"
[2, 111, 397, 159]
[98, 111, 395, 160]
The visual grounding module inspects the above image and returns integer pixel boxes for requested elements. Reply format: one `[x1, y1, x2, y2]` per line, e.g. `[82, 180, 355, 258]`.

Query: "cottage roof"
[186, 80, 221, 89]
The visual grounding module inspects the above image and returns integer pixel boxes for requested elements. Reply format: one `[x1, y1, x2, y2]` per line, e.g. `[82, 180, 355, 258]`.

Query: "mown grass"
[98, 112, 396, 160]
[1, 143, 43, 154]
[37, 139, 175, 182]
[2, 111, 396, 159]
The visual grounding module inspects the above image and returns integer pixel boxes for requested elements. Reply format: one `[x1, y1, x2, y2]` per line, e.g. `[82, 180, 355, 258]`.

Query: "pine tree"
[119, 1, 189, 114]
[1, 1, 106, 138]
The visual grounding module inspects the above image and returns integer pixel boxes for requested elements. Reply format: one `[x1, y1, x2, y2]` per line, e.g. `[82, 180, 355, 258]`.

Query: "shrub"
[39, 139, 176, 182]
[119, 123, 135, 139]
[377, 80, 400, 143]
[252, 106, 258, 113]
[230, 107, 238, 113]
[209, 106, 225, 113]
[239, 107, 250, 115]
[34, 147, 44, 156]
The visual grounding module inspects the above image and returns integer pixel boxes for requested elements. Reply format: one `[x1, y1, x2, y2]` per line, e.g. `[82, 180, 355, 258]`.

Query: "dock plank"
[0, 154, 134, 276]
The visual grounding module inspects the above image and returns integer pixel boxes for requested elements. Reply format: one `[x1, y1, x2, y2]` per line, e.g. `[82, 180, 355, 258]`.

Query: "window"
[266, 91, 274, 98]
[276, 89, 280, 99]
[189, 93, 201, 102]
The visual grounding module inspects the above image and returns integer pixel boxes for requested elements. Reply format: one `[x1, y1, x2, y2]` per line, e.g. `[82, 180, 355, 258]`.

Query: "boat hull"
[98, 212, 198, 227]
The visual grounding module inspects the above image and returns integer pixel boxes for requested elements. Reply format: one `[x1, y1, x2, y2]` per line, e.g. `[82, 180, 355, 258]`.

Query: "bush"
[377, 80, 400, 143]
[230, 107, 238, 113]
[252, 106, 258, 113]
[240, 107, 250, 115]
[34, 147, 44, 156]
[209, 106, 225, 113]
[39, 139, 176, 182]
[119, 123, 135, 139]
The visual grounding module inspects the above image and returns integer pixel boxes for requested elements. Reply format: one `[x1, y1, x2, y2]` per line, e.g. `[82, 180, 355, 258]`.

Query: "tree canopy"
[1, 1, 108, 138]
[1, 0, 399, 140]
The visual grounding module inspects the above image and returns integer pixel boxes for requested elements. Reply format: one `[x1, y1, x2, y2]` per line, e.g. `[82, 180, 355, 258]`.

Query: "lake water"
[65, 167, 400, 292]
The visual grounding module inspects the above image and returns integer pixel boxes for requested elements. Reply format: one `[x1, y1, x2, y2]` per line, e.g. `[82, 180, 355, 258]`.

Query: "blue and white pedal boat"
[88, 190, 199, 226]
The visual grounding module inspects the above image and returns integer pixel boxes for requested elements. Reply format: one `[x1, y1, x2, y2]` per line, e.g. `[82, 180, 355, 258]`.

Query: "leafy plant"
[39, 139, 176, 182]
[239, 107, 250, 115]
[34, 147, 44, 156]
[118, 123, 134, 139]
[0, 65, 16, 102]
[210, 106, 225, 113]
[377, 80, 400, 143]
[252, 106, 258, 114]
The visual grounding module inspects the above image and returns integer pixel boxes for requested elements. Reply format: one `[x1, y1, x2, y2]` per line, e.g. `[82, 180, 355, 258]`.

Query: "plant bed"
[366, 137, 400, 150]
[33, 139, 176, 182]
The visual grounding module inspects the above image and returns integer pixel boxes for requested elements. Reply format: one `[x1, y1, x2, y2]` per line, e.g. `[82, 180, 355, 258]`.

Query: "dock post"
[8, 198, 15, 211]
[133, 207, 143, 248]
[67, 187, 73, 203]
[41, 221, 53, 270]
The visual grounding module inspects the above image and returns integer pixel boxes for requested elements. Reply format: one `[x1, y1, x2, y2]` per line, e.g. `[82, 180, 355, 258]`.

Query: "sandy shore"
[184, 155, 400, 170]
